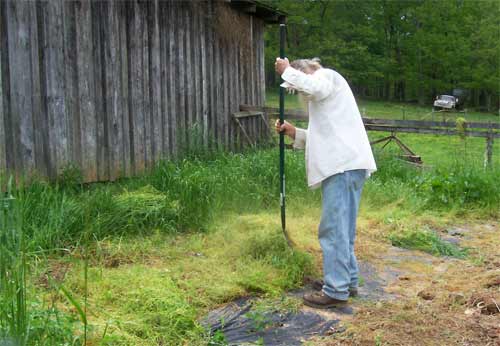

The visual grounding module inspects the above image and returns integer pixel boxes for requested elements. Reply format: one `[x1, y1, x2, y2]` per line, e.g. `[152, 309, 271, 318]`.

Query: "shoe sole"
[303, 299, 348, 309]
[312, 280, 358, 297]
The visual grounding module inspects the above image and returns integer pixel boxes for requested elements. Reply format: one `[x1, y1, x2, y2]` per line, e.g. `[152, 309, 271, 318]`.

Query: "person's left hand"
[275, 57, 289, 75]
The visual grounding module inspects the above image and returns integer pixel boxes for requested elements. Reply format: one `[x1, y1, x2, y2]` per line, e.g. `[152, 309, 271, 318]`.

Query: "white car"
[434, 95, 458, 110]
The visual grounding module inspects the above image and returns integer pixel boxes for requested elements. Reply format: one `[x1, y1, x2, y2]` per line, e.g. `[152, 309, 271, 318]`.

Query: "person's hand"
[275, 57, 290, 75]
[274, 119, 296, 139]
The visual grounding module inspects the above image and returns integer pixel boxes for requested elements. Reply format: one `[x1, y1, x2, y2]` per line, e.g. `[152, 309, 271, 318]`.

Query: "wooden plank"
[222, 39, 229, 147]
[193, 7, 201, 132]
[159, 0, 169, 155]
[184, 5, 193, 148]
[258, 21, 266, 106]
[177, 3, 186, 152]
[248, 106, 500, 132]
[255, 22, 262, 145]
[249, 16, 255, 105]
[0, 1, 9, 174]
[233, 45, 240, 150]
[75, 0, 97, 181]
[6, 1, 21, 175]
[363, 118, 500, 130]
[130, 0, 145, 173]
[364, 125, 500, 138]
[91, 1, 108, 181]
[49, 0, 70, 175]
[168, 0, 177, 155]
[34, 1, 52, 178]
[151, 0, 162, 163]
[238, 37, 244, 106]
[104, 0, 123, 180]
[62, 1, 80, 175]
[119, 1, 132, 176]
[214, 35, 222, 146]
[200, 1, 208, 146]
[0, 3, 5, 173]
[144, 1, 153, 169]
[233, 111, 264, 119]
[7, 1, 36, 175]
[241, 106, 500, 139]
[207, 0, 215, 148]
[228, 42, 235, 150]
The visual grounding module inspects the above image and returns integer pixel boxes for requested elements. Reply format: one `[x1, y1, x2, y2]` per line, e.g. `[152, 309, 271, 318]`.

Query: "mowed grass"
[48, 212, 315, 345]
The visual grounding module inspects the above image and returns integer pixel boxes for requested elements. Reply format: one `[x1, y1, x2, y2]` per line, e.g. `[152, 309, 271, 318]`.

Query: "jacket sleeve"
[293, 128, 307, 150]
[281, 67, 335, 101]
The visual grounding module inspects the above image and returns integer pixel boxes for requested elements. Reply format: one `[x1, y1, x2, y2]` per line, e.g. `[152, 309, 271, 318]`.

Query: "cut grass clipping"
[388, 228, 468, 258]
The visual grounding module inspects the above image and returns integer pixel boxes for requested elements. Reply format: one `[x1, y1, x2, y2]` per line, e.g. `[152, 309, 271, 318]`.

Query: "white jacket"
[281, 66, 377, 189]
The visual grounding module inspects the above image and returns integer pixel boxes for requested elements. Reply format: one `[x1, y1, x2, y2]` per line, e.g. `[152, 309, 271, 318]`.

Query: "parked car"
[433, 95, 458, 110]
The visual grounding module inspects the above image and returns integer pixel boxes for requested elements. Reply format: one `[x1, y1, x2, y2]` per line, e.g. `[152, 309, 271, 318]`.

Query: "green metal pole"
[279, 17, 292, 247]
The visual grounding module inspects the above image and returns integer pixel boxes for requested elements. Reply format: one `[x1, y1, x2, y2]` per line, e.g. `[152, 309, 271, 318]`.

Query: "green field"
[266, 88, 500, 122]
[266, 89, 500, 168]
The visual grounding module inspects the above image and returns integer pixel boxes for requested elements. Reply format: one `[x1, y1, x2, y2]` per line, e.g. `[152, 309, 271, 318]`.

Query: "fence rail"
[240, 105, 499, 164]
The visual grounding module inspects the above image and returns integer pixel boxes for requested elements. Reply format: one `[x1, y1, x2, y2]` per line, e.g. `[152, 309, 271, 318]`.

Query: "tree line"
[264, 0, 499, 112]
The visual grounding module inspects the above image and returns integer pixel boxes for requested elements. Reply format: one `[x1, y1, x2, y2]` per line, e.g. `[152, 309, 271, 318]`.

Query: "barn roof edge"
[228, 0, 287, 24]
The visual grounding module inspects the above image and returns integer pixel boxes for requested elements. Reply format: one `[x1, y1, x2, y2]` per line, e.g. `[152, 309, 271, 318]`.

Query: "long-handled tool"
[279, 17, 292, 248]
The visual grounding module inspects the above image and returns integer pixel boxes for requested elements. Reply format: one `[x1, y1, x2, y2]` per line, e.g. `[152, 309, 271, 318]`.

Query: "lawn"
[1, 97, 499, 345]
[266, 88, 500, 123]
[266, 89, 500, 168]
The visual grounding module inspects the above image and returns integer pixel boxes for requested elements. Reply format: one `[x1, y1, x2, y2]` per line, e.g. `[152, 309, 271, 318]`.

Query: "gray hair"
[290, 57, 322, 72]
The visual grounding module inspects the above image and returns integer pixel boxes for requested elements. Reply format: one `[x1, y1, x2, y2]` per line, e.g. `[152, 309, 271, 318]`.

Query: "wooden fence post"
[485, 135, 493, 167]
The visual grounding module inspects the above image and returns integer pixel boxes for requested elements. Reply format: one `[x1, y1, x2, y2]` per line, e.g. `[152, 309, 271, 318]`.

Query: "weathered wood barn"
[0, 0, 284, 182]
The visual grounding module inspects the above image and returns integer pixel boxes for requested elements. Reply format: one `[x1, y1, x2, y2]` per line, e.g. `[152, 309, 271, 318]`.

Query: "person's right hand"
[274, 119, 296, 139]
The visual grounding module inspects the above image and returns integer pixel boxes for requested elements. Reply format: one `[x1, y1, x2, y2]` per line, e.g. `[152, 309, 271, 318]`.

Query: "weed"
[388, 228, 468, 258]
[208, 330, 228, 346]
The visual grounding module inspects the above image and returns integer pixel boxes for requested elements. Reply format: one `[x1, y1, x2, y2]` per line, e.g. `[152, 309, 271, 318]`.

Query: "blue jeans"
[319, 169, 366, 301]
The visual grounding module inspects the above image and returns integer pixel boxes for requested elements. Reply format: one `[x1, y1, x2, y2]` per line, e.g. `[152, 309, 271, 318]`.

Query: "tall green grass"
[1, 178, 80, 346]
[1, 178, 28, 345]
[366, 149, 500, 216]
[2, 145, 498, 254]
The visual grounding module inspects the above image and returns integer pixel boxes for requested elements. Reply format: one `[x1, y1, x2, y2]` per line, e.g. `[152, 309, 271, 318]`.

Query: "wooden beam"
[233, 110, 264, 119]
[241, 105, 500, 133]
[364, 125, 500, 139]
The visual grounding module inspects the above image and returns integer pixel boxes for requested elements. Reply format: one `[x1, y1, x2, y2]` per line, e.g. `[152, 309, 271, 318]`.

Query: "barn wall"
[0, 0, 267, 182]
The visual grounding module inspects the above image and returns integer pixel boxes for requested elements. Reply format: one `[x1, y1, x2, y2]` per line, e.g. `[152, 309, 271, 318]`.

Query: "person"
[274, 57, 377, 309]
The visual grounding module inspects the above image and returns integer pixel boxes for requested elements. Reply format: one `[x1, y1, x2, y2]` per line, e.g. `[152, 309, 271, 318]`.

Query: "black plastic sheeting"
[203, 297, 340, 346]
[203, 261, 397, 345]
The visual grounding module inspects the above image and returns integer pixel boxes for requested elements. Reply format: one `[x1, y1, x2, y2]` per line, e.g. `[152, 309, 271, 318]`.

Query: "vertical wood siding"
[0, 0, 267, 182]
